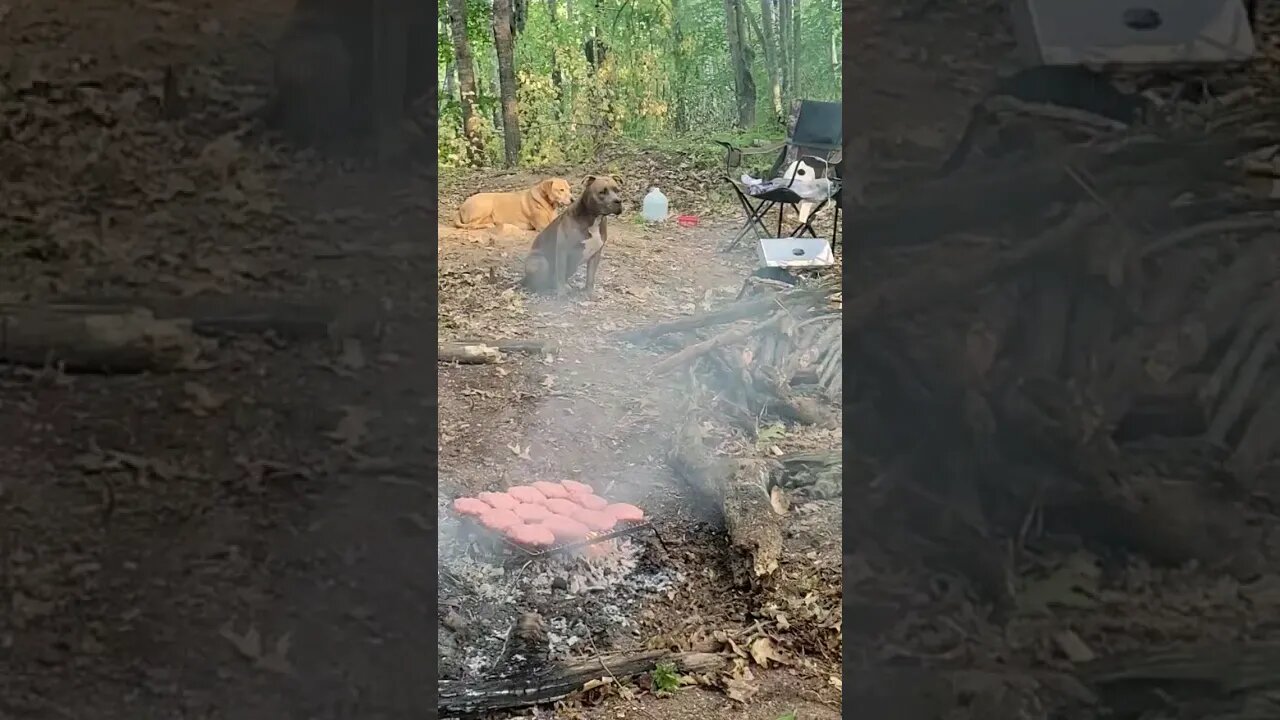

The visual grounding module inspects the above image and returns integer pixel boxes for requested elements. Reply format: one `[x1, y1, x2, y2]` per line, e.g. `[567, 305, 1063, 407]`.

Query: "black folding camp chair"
[715, 99, 842, 252]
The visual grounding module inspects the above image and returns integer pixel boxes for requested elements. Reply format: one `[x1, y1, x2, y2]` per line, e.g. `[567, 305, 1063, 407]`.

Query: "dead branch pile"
[833, 102, 1280, 603]
[633, 101, 1280, 609]
[438, 650, 725, 716]
[628, 280, 843, 586]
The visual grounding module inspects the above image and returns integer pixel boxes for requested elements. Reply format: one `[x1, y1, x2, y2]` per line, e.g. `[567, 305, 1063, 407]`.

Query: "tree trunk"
[777, 0, 791, 102]
[756, 0, 783, 121]
[370, 0, 409, 167]
[670, 0, 689, 131]
[446, 0, 485, 164]
[736, 0, 757, 126]
[723, 0, 755, 127]
[492, 0, 522, 166]
[546, 0, 564, 108]
[829, 0, 839, 80]
[489, 66, 503, 130]
[790, 0, 801, 96]
[440, 16, 457, 101]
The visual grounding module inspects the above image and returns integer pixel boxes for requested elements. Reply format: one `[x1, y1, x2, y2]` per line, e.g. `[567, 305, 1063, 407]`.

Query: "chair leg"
[723, 201, 775, 252]
[786, 200, 829, 238]
[788, 217, 819, 238]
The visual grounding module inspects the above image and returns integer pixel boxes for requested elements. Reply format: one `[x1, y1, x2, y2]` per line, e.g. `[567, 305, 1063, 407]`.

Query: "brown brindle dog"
[522, 175, 623, 296]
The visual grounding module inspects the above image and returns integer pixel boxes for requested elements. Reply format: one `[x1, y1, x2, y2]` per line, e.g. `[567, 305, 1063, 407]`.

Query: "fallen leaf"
[339, 338, 366, 370]
[220, 621, 261, 660]
[1018, 552, 1101, 614]
[581, 676, 611, 692]
[327, 406, 375, 448]
[724, 670, 758, 703]
[256, 632, 293, 675]
[182, 381, 228, 416]
[1054, 630, 1096, 663]
[507, 442, 532, 460]
[769, 486, 790, 516]
[749, 636, 791, 668]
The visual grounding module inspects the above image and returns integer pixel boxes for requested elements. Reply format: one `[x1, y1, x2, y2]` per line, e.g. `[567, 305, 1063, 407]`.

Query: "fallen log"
[1085, 641, 1280, 694]
[651, 311, 787, 376]
[438, 650, 725, 716]
[751, 367, 838, 427]
[51, 294, 372, 340]
[439, 344, 503, 364]
[669, 416, 784, 585]
[623, 289, 825, 342]
[0, 305, 212, 373]
[448, 338, 552, 355]
[1227, 383, 1280, 489]
[844, 206, 1106, 331]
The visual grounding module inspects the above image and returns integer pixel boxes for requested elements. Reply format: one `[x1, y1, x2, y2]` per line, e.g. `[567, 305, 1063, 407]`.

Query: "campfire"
[450, 480, 657, 561]
[439, 479, 681, 686]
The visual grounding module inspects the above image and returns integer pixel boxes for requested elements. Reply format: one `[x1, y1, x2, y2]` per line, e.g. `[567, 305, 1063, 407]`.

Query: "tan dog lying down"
[455, 178, 573, 231]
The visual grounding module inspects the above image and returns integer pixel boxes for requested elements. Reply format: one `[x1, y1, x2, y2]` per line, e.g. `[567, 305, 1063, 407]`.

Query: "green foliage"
[651, 661, 681, 696]
[756, 422, 788, 450]
[438, 0, 840, 168]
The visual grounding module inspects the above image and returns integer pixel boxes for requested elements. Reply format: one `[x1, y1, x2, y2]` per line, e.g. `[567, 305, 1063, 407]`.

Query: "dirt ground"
[20, 0, 1265, 716]
[1, 1, 435, 717]
[435, 172, 842, 718]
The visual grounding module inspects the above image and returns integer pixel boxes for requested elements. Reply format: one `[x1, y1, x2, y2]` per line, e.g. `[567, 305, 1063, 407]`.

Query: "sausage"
[574, 509, 617, 532]
[543, 498, 581, 516]
[560, 480, 593, 496]
[506, 523, 556, 547]
[532, 481, 570, 499]
[452, 497, 491, 517]
[478, 491, 518, 510]
[513, 502, 551, 522]
[508, 485, 546, 504]
[478, 508, 520, 532]
[575, 494, 609, 511]
[604, 503, 644, 523]
[542, 514, 591, 542]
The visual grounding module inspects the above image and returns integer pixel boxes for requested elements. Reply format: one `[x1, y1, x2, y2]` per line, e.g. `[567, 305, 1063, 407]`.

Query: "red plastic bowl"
[677, 215, 699, 227]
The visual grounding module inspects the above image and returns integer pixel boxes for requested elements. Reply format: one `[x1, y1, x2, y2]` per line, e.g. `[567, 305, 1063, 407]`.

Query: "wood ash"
[437, 500, 682, 679]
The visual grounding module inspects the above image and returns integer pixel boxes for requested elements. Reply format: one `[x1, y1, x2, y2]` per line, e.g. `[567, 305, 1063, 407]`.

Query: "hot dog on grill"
[478, 491, 518, 510]
[478, 508, 520, 532]
[604, 502, 644, 523]
[543, 498, 581, 516]
[506, 523, 555, 547]
[513, 502, 551, 522]
[532, 481, 570, 499]
[575, 494, 608, 511]
[560, 480, 593, 496]
[508, 485, 547, 504]
[542, 514, 591, 542]
[452, 497, 490, 517]
[573, 509, 617, 532]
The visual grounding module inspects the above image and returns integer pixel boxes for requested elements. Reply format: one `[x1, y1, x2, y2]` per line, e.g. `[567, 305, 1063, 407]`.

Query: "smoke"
[436, 214, 753, 678]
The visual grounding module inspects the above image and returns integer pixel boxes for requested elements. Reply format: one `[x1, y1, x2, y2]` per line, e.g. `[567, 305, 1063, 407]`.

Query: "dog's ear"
[536, 179, 555, 203]
[584, 175, 597, 187]
[609, 174, 622, 187]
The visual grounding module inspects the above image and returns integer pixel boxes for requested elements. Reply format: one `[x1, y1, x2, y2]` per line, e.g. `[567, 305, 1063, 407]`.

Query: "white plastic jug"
[641, 187, 668, 223]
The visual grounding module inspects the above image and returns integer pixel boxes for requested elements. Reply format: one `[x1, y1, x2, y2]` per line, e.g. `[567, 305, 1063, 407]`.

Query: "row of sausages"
[451, 480, 645, 548]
